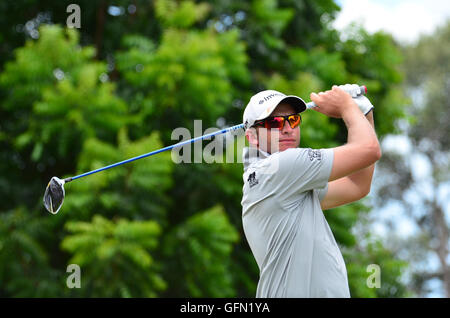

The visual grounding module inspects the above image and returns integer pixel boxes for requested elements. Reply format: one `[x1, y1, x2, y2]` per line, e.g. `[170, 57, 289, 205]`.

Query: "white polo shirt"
[241, 147, 350, 298]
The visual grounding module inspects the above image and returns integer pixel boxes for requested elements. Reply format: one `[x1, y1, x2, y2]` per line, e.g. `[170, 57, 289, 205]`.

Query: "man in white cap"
[241, 84, 380, 297]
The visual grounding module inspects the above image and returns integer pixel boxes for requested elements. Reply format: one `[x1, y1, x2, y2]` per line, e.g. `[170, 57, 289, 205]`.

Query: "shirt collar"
[242, 147, 271, 172]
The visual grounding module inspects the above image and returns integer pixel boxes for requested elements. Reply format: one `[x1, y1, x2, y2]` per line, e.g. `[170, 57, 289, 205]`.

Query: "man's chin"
[261, 143, 298, 154]
[279, 143, 298, 152]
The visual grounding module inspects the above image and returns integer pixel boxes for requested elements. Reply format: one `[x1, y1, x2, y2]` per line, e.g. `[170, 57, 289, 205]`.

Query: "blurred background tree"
[371, 21, 450, 297]
[0, 0, 412, 297]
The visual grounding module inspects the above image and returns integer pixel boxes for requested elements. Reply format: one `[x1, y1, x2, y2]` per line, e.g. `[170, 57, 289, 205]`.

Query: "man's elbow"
[368, 140, 382, 163]
[360, 142, 380, 198]
[374, 144, 382, 162]
[375, 138, 382, 160]
[360, 183, 373, 199]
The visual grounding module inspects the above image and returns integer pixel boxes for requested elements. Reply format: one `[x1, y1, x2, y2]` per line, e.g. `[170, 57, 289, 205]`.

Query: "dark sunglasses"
[253, 114, 302, 130]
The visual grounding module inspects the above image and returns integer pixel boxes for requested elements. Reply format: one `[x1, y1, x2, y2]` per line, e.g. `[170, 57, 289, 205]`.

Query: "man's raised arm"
[320, 109, 379, 210]
[310, 85, 381, 185]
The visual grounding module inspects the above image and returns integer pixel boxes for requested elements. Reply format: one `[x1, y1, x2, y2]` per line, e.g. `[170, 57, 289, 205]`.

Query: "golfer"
[241, 84, 380, 297]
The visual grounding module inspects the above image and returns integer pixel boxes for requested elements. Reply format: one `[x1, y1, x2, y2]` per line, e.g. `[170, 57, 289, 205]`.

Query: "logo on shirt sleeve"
[308, 149, 322, 161]
[247, 172, 259, 188]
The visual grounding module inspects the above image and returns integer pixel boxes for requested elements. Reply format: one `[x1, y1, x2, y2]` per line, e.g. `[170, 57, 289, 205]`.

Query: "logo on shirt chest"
[247, 172, 259, 188]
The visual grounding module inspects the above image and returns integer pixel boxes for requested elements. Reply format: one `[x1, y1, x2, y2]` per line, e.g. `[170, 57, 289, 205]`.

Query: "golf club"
[43, 85, 367, 214]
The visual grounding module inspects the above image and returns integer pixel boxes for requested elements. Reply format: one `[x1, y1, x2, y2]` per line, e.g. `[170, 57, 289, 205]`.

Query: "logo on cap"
[259, 93, 284, 105]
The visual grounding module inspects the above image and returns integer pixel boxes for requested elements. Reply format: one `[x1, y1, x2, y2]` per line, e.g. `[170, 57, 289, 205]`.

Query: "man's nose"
[281, 120, 293, 134]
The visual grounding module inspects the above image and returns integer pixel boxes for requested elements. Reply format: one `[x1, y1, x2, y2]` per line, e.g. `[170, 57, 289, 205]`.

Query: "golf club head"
[43, 177, 65, 214]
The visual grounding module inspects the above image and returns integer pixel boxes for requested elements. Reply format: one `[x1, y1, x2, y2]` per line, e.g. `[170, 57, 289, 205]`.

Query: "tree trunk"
[95, 0, 107, 59]
[430, 181, 450, 297]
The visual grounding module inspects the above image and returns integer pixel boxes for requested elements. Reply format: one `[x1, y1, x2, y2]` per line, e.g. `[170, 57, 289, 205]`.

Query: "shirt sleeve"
[316, 183, 329, 202]
[273, 148, 334, 199]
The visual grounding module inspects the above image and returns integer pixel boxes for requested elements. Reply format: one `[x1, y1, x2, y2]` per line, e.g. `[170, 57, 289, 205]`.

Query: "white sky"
[334, 0, 450, 43]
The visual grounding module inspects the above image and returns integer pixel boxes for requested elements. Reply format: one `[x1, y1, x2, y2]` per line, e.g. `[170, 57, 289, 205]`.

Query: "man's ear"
[245, 128, 258, 147]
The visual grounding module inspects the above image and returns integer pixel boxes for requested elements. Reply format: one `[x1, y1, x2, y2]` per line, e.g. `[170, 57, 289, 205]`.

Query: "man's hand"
[338, 84, 374, 115]
[310, 86, 358, 118]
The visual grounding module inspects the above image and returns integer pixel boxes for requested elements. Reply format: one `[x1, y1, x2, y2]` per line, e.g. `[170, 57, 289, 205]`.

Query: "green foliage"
[0, 25, 128, 172]
[345, 239, 410, 298]
[63, 128, 173, 224]
[251, 0, 294, 51]
[324, 201, 409, 297]
[325, 201, 367, 248]
[339, 25, 409, 137]
[155, 0, 211, 28]
[61, 215, 165, 297]
[289, 47, 348, 85]
[0, 207, 62, 297]
[162, 206, 239, 297]
[0, 0, 410, 298]
[0, 26, 90, 111]
[116, 26, 250, 138]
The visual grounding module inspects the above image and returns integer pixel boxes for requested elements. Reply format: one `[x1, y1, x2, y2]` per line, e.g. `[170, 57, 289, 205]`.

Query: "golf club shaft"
[65, 123, 245, 183]
[65, 85, 367, 183]
[305, 85, 367, 109]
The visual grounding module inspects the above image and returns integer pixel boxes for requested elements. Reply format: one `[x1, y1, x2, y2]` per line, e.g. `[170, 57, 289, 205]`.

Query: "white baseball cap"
[243, 90, 307, 129]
